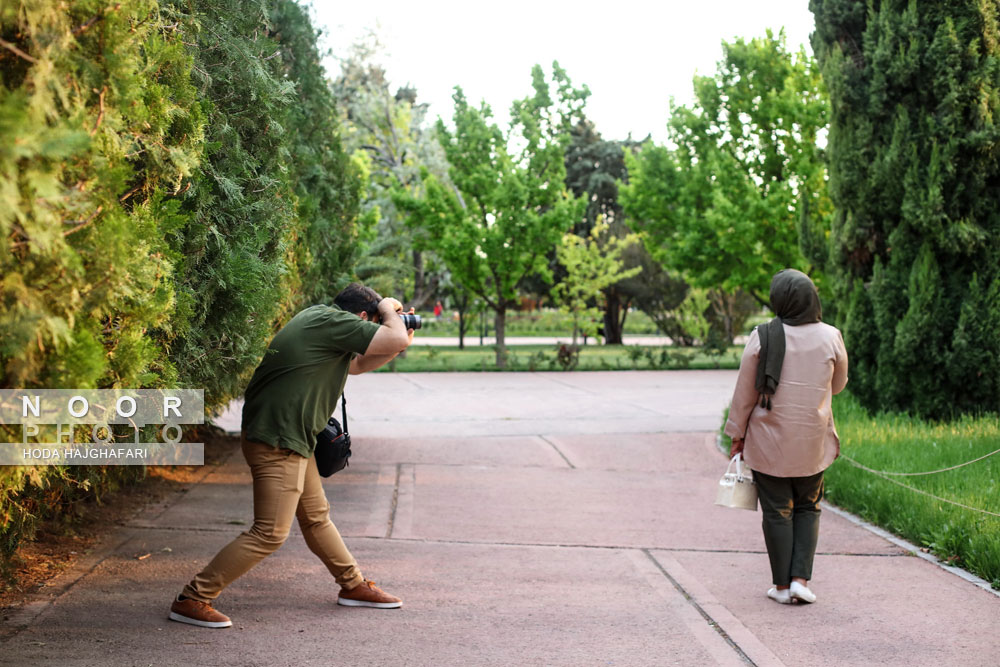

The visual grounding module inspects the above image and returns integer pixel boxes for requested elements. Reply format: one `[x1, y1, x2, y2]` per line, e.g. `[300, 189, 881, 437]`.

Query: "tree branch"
[73, 3, 122, 37]
[63, 205, 104, 238]
[0, 38, 37, 64]
[90, 86, 107, 136]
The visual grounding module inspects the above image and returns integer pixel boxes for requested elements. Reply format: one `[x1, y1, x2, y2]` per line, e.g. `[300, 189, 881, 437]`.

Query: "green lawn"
[824, 394, 1000, 588]
[721, 394, 1000, 588]
[412, 309, 663, 337]
[377, 344, 742, 372]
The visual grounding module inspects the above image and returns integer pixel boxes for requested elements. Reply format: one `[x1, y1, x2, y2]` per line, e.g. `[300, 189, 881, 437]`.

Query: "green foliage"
[1, 0, 204, 391]
[621, 30, 831, 306]
[823, 393, 1000, 587]
[552, 220, 642, 344]
[1, 0, 360, 583]
[0, 0, 203, 582]
[812, 0, 1000, 416]
[842, 279, 878, 407]
[397, 64, 588, 367]
[272, 0, 364, 306]
[378, 344, 742, 373]
[162, 0, 297, 407]
[332, 40, 450, 307]
[947, 273, 1000, 415]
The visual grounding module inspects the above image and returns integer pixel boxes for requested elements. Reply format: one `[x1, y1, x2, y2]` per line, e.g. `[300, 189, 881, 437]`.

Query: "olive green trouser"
[752, 469, 824, 586]
[181, 436, 364, 602]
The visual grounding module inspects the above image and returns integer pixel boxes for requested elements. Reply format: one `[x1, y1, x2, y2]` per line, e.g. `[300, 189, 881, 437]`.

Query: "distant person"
[724, 269, 848, 605]
[433, 300, 443, 320]
[169, 283, 415, 628]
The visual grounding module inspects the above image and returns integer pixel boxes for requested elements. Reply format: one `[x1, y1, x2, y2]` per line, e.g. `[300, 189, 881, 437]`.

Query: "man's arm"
[349, 298, 413, 374]
[349, 349, 402, 375]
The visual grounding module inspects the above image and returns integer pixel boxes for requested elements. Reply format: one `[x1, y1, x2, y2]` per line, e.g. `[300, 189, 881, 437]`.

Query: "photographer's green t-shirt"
[241, 305, 379, 457]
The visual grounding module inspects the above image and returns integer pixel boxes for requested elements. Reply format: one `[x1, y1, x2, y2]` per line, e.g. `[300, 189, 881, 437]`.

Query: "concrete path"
[2, 371, 997, 666]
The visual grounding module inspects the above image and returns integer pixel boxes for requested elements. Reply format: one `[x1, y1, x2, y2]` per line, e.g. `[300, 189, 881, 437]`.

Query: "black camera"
[400, 313, 422, 330]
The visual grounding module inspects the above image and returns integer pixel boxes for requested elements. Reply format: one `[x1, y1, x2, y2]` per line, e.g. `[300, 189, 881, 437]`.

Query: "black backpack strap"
[341, 393, 348, 435]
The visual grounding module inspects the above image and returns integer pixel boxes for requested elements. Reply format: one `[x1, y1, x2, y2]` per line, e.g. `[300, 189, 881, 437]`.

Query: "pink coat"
[724, 322, 849, 477]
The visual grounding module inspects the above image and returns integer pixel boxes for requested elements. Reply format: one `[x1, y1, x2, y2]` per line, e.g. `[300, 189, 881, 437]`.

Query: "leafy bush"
[1, 0, 206, 583]
[813, 1, 1000, 417]
[0, 0, 360, 584]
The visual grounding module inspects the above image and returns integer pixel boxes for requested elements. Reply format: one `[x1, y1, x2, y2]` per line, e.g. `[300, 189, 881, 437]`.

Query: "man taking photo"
[169, 283, 414, 628]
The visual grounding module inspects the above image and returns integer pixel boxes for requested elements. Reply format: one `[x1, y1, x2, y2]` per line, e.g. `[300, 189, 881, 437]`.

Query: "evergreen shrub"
[0, 0, 360, 582]
[812, 0, 1000, 417]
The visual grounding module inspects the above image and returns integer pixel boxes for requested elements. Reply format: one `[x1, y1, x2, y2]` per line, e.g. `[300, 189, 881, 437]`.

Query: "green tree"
[621, 30, 831, 307]
[563, 120, 655, 343]
[271, 0, 365, 307]
[552, 220, 642, 345]
[1, 0, 204, 391]
[163, 0, 361, 407]
[398, 64, 588, 367]
[0, 0, 362, 584]
[812, 0, 1000, 416]
[333, 40, 450, 307]
[1, 0, 204, 582]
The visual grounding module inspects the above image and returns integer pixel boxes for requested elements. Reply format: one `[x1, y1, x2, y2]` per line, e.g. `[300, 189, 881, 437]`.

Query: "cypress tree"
[160, 0, 296, 407]
[812, 0, 1000, 417]
[1, 0, 204, 581]
[1, 0, 361, 582]
[1, 0, 204, 390]
[270, 0, 364, 307]
[842, 279, 877, 407]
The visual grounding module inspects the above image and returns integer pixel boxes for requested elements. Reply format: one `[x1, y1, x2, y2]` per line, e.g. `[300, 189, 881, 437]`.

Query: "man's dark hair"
[334, 283, 381, 318]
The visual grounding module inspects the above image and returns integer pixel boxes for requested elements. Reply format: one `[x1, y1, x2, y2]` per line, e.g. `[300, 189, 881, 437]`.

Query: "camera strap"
[341, 393, 349, 435]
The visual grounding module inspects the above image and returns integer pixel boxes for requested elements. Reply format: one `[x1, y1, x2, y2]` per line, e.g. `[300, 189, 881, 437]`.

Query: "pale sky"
[312, 1, 817, 143]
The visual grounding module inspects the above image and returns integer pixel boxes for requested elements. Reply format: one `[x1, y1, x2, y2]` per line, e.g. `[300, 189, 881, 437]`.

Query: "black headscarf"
[755, 269, 823, 410]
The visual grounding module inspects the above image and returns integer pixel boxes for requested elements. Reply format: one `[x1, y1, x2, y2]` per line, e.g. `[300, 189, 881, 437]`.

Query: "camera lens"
[399, 313, 422, 330]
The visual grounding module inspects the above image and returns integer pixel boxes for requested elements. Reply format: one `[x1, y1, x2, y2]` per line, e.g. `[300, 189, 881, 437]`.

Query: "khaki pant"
[182, 436, 364, 602]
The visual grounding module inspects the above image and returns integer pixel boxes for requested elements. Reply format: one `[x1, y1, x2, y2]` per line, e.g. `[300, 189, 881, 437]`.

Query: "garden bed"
[378, 344, 742, 372]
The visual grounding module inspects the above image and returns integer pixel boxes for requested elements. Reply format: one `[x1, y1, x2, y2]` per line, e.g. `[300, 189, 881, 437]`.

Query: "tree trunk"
[408, 250, 442, 311]
[494, 306, 507, 369]
[619, 299, 631, 338]
[412, 249, 424, 306]
[458, 309, 466, 350]
[602, 287, 624, 344]
[455, 291, 470, 350]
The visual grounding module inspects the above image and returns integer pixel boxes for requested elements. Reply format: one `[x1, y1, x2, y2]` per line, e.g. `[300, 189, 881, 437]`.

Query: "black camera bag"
[315, 395, 351, 477]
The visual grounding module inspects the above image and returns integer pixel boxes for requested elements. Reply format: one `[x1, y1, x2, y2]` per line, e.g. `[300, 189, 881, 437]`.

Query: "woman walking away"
[724, 269, 848, 605]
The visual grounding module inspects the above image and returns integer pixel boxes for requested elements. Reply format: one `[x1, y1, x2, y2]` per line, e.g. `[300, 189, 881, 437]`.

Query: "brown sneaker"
[337, 579, 402, 609]
[169, 596, 233, 628]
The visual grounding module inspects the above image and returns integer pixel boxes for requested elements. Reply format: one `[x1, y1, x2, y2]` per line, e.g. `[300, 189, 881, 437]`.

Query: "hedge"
[0, 0, 360, 581]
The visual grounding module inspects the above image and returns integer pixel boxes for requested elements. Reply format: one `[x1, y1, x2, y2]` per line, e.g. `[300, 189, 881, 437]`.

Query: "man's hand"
[404, 307, 416, 344]
[359, 297, 410, 358]
[729, 437, 745, 459]
[378, 297, 403, 319]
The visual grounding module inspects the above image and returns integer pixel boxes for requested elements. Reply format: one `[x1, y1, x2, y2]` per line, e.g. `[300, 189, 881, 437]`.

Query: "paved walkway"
[2, 372, 997, 666]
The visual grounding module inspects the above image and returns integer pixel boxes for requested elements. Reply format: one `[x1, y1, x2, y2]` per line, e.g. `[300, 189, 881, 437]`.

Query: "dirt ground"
[0, 431, 240, 612]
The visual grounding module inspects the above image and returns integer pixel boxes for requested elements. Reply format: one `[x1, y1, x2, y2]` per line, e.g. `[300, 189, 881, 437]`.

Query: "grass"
[721, 394, 1000, 588]
[825, 394, 1000, 588]
[377, 344, 743, 372]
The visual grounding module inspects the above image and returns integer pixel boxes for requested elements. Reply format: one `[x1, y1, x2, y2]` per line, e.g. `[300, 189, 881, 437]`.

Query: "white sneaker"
[767, 587, 792, 604]
[789, 581, 817, 603]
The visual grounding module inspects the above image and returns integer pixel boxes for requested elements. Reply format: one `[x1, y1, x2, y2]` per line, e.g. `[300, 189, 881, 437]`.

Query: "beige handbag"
[715, 453, 758, 511]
